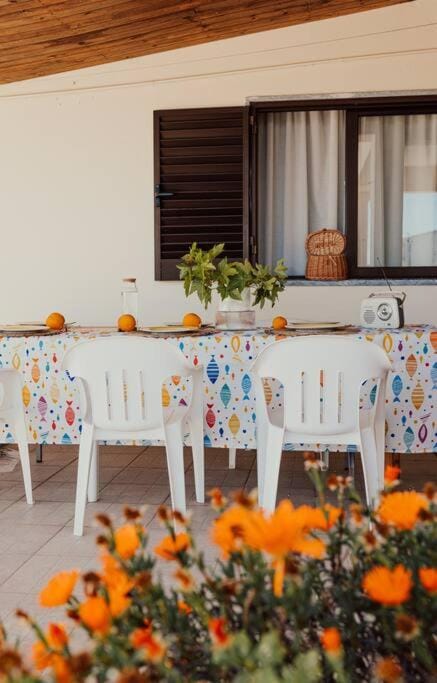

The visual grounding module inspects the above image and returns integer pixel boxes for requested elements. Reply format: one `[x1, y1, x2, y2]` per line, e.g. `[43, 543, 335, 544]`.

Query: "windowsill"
[285, 279, 437, 286]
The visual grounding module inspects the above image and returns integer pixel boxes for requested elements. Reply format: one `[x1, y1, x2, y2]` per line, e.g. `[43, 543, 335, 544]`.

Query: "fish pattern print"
[0, 325, 435, 453]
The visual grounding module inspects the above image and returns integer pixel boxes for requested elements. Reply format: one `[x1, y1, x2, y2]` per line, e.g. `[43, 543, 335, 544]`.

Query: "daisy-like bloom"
[78, 596, 111, 635]
[208, 487, 228, 511]
[377, 491, 428, 531]
[362, 565, 412, 606]
[384, 465, 401, 488]
[423, 482, 436, 503]
[374, 656, 404, 683]
[419, 567, 437, 594]
[395, 613, 419, 641]
[320, 627, 342, 655]
[208, 617, 232, 648]
[39, 570, 79, 607]
[299, 504, 342, 531]
[114, 524, 142, 560]
[349, 503, 364, 526]
[130, 626, 166, 663]
[101, 554, 134, 617]
[303, 451, 321, 471]
[154, 532, 190, 561]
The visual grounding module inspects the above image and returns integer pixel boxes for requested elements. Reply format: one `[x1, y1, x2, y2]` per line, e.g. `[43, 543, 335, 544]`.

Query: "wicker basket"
[305, 229, 348, 280]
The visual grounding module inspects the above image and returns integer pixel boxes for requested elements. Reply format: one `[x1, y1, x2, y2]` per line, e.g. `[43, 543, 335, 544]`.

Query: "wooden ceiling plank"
[0, 0, 413, 85]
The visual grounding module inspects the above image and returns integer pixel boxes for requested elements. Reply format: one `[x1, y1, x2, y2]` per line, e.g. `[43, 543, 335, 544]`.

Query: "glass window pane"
[357, 114, 437, 267]
[257, 110, 345, 276]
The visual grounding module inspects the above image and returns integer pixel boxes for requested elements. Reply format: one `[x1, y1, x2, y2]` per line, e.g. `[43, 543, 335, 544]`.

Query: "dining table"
[0, 324, 435, 458]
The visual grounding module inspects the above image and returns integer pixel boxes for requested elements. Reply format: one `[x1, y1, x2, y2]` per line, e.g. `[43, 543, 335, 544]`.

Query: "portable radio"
[360, 292, 406, 329]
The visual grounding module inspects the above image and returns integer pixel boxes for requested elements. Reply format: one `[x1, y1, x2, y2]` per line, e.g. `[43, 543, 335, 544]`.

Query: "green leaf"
[282, 651, 322, 683]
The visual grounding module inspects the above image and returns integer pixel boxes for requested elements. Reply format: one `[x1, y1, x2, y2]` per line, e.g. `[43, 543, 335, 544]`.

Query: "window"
[252, 96, 437, 279]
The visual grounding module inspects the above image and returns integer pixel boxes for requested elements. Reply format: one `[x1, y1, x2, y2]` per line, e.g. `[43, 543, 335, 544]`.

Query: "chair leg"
[74, 424, 94, 536]
[87, 442, 99, 503]
[360, 427, 382, 507]
[189, 415, 205, 504]
[228, 448, 236, 469]
[14, 417, 33, 505]
[164, 422, 186, 513]
[262, 425, 284, 513]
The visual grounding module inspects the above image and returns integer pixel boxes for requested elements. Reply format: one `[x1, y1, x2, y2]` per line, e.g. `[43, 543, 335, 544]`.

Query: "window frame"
[250, 95, 437, 280]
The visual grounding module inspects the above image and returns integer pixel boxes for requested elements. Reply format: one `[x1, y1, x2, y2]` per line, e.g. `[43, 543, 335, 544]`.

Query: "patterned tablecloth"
[0, 326, 435, 453]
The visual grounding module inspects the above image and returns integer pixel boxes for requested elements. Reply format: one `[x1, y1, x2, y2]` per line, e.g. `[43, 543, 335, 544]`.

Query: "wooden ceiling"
[0, 0, 412, 85]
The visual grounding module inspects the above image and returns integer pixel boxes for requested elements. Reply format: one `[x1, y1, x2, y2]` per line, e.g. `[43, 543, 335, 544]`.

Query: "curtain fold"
[257, 110, 345, 276]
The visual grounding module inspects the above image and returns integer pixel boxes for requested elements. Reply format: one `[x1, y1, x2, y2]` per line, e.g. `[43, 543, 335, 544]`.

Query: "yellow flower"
[419, 567, 437, 594]
[320, 627, 342, 654]
[377, 491, 428, 531]
[114, 524, 142, 559]
[154, 533, 190, 561]
[362, 565, 412, 606]
[78, 596, 111, 635]
[39, 570, 79, 607]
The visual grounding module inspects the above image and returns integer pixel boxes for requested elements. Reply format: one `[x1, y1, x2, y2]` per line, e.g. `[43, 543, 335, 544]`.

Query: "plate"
[285, 321, 347, 330]
[0, 324, 62, 337]
[140, 325, 207, 335]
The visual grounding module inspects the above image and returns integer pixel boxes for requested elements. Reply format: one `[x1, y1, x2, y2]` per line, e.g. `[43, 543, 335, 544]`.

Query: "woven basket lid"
[306, 229, 346, 256]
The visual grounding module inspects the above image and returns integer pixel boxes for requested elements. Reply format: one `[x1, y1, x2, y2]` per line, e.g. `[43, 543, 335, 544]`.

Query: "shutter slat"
[154, 106, 248, 280]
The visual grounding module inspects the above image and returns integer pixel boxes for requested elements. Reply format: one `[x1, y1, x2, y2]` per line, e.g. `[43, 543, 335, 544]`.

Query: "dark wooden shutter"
[154, 106, 249, 280]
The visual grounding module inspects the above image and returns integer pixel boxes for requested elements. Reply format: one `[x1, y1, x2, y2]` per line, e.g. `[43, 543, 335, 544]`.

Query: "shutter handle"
[154, 184, 174, 207]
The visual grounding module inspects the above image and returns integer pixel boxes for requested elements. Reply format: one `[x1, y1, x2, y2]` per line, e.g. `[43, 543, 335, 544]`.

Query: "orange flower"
[101, 554, 134, 617]
[377, 491, 428, 531]
[208, 487, 227, 511]
[299, 504, 342, 531]
[78, 596, 111, 635]
[47, 623, 68, 649]
[320, 627, 342, 654]
[174, 568, 195, 592]
[251, 501, 326, 559]
[114, 524, 142, 559]
[211, 505, 263, 558]
[154, 533, 190, 561]
[39, 570, 79, 607]
[32, 641, 52, 671]
[130, 626, 166, 663]
[374, 656, 403, 682]
[363, 565, 412, 606]
[208, 617, 231, 648]
[177, 600, 192, 615]
[419, 567, 437, 594]
[384, 465, 401, 487]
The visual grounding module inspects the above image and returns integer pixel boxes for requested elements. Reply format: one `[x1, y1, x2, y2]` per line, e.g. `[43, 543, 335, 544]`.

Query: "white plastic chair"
[252, 337, 391, 512]
[62, 337, 204, 535]
[0, 369, 33, 504]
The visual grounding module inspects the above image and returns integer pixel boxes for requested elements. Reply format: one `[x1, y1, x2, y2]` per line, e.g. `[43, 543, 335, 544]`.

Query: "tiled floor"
[0, 444, 434, 650]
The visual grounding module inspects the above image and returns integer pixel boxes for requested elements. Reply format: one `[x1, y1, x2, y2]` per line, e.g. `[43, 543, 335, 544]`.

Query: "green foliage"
[178, 242, 287, 308]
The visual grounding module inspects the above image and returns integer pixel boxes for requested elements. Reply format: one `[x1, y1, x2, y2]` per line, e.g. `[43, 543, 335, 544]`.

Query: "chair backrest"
[252, 336, 391, 436]
[62, 337, 193, 432]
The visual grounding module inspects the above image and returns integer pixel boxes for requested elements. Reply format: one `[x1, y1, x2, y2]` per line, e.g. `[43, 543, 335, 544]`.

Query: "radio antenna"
[376, 257, 392, 292]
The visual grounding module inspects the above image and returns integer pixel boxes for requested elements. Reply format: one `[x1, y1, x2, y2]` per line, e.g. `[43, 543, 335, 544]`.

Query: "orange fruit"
[45, 312, 65, 330]
[182, 312, 201, 328]
[272, 315, 287, 330]
[118, 314, 136, 332]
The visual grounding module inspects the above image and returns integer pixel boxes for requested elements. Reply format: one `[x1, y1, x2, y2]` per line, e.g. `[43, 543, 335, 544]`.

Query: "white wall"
[0, 0, 436, 326]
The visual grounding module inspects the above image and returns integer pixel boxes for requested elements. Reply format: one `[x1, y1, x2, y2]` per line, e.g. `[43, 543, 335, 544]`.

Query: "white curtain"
[358, 114, 437, 267]
[257, 110, 345, 276]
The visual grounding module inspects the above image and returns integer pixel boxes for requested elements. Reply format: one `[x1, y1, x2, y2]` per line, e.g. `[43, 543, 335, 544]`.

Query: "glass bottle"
[121, 278, 138, 321]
